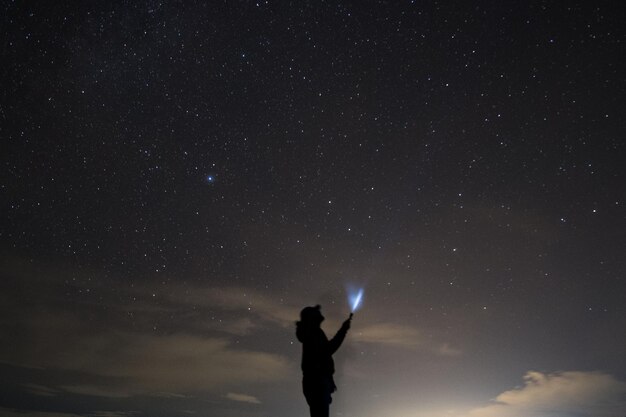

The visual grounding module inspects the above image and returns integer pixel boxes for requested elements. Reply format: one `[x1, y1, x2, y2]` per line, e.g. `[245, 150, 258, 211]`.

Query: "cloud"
[0, 408, 82, 417]
[224, 317, 257, 336]
[21, 383, 61, 397]
[60, 385, 135, 399]
[50, 333, 289, 397]
[352, 323, 423, 347]
[436, 343, 463, 357]
[0, 261, 299, 400]
[1, 311, 292, 398]
[468, 371, 626, 417]
[352, 323, 461, 356]
[226, 392, 261, 404]
[0, 412, 138, 417]
[168, 286, 299, 328]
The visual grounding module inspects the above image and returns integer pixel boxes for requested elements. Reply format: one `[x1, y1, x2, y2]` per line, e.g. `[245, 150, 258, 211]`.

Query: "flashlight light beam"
[349, 288, 364, 312]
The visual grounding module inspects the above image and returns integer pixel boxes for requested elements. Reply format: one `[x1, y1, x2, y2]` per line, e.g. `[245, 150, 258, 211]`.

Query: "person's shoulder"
[318, 328, 329, 340]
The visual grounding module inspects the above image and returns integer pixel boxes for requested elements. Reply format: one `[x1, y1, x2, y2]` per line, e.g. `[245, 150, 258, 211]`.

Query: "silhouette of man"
[296, 305, 351, 417]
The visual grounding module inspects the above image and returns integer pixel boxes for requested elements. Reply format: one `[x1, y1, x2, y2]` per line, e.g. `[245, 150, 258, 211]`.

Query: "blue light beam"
[349, 288, 364, 312]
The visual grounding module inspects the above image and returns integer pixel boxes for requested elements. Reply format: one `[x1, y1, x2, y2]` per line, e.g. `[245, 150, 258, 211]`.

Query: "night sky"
[1, 2, 625, 417]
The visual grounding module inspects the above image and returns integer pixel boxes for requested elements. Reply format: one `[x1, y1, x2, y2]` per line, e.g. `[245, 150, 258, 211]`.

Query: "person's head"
[299, 304, 324, 326]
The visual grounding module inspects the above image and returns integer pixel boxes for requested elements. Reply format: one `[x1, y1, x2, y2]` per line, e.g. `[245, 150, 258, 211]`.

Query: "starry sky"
[1, 1, 625, 417]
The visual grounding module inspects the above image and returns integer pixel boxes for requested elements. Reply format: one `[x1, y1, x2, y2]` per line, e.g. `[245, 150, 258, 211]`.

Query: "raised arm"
[328, 316, 351, 354]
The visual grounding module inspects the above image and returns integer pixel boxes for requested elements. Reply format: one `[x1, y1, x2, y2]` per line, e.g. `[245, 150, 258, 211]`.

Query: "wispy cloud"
[436, 342, 463, 357]
[352, 323, 461, 356]
[21, 383, 61, 397]
[468, 371, 626, 417]
[352, 323, 423, 347]
[0, 258, 299, 400]
[0, 408, 83, 417]
[60, 385, 136, 399]
[26, 330, 290, 398]
[226, 392, 261, 404]
[86, 412, 139, 417]
[167, 286, 300, 328]
[1, 306, 292, 399]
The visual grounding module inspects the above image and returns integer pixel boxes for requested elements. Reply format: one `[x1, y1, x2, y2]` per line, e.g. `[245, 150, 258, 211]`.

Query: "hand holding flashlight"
[342, 313, 353, 331]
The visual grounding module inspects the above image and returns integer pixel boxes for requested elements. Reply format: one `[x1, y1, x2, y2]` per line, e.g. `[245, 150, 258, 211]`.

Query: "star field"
[1, 2, 625, 417]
